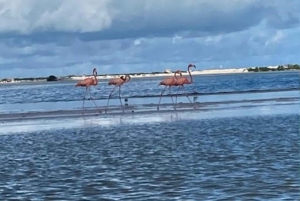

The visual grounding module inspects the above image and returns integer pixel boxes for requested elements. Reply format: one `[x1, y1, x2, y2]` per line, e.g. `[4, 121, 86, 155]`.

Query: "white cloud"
[172, 35, 183, 44]
[133, 39, 143, 46]
[264, 30, 284, 46]
[204, 35, 223, 44]
[0, 0, 299, 78]
[1, 0, 292, 35]
[0, 0, 115, 33]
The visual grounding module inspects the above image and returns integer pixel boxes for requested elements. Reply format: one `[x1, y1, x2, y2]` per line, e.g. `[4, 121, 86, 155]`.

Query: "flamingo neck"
[174, 71, 180, 79]
[124, 75, 131, 83]
[188, 67, 193, 83]
[93, 71, 98, 85]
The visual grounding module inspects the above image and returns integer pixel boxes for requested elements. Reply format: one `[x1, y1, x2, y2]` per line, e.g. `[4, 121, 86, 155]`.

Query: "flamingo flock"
[75, 63, 196, 113]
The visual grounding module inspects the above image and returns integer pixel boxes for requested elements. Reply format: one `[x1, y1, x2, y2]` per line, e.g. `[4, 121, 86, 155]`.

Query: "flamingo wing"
[159, 77, 176, 86]
[76, 78, 94, 87]
[108, 78, 121, 85]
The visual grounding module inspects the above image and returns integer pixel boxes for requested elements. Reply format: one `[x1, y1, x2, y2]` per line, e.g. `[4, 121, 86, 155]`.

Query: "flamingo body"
[158, 77, 176, 86]
[75, 68, 98, 87]
[157, 70, 182, 110]
[75, 78, 97, 87]
[108, 76, 128, 86]
[158, 70, 182, 86]
[106, 75, 131, 113]
[75, 68, 100, 113]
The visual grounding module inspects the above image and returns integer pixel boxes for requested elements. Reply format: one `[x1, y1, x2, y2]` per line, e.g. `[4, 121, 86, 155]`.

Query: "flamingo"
[75, 68, 100, 113]
[106, 75, 131, 113]
[175, 64, 196, 104]
[157, 70, 182, 111]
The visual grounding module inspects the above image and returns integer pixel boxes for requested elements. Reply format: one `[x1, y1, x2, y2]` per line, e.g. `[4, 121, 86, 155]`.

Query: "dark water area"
[0, 114, 299, 200]
[0, 71, 299, 104]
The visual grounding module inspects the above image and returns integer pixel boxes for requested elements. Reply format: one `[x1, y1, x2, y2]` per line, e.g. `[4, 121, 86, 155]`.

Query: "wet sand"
[0, 99, 298, 135]
[0, 95, 298, 123]
[1, 89, 298, 113]
[0, 88, 298, 131]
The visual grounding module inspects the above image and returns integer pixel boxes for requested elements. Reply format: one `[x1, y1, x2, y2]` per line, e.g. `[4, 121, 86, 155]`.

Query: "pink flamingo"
[157, 70, 182, 110]
[75, 68, 100, 112]
[175, 64, 196, 104]
[106, 75, 131, 113]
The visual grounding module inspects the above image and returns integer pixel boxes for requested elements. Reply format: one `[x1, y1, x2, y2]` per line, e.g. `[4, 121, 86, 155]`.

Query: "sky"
[0, 0, 299, 78]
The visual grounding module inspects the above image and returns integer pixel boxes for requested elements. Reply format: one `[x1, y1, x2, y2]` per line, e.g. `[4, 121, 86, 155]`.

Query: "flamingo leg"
[168, 86, 176, 110]
[157, 86, 167, 111]
[80, 87, 89, 116]
[82, 87, 88, 110]
[118, 86, 124, 113]
[88, 87, 100, 112]
[180, 86, 193, 107]
[106, 86, 117, 113]
[175, 86, 182, 104]
[184, 89, 193, 104]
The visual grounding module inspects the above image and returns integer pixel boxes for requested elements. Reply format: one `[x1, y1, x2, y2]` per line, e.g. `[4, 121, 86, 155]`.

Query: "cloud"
[264, 30, 284, 47]
[0, 0, 299, 78]
[0, 0, 114, 34]
[2, 0, 299, 40]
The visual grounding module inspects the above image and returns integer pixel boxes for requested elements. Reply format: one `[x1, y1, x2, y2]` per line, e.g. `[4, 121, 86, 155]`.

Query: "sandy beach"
[69, 68, 248, 80]
[0, 68, 249, 84]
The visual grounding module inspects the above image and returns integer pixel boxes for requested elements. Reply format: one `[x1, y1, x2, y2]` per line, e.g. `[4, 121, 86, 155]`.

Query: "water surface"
[0, 72, 298, 105]
[0, 111, 299, 200]
[0, 72, 299, 200]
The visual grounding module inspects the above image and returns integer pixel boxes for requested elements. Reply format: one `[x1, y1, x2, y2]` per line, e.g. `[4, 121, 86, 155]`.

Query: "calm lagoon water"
[0, 71, 299, 200]
[0, 71, 298, 105]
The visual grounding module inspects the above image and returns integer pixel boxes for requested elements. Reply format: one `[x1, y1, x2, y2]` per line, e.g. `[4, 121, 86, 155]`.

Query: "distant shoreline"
[70, 68, 249, 81]
[1, 67, 299, 84]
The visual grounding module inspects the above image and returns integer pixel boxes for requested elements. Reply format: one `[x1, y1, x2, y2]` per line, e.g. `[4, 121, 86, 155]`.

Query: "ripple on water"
[0, 114, 299, 200]
[0, 72, 299, 104]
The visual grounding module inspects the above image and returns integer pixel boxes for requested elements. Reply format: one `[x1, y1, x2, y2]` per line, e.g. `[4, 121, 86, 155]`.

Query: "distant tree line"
[0, 75, 59, 82]
[248, 64, 300, 72]
[14, 77, 47, 81]
[286, 64, 300, 69]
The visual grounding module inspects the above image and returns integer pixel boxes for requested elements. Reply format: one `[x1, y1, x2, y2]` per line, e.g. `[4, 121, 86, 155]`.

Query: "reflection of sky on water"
[0, 103, 298, 135]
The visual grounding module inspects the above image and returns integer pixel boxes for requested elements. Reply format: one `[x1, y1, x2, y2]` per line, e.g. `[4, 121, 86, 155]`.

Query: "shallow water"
[0, 71, 299, 114]
[0, 71, 299, 105]
[0, 112, 299, 200]
[0, 71, 299, 200]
